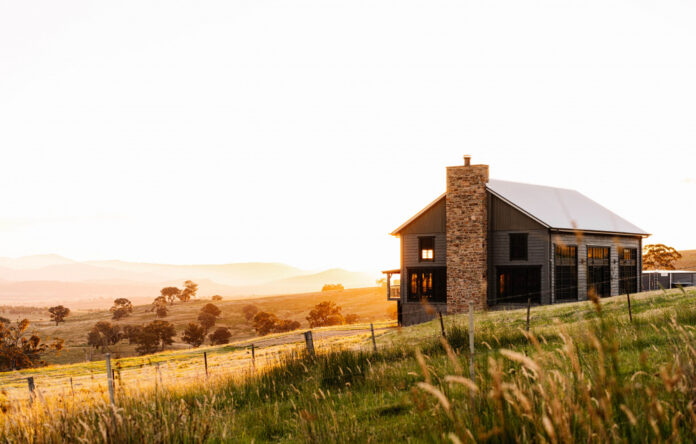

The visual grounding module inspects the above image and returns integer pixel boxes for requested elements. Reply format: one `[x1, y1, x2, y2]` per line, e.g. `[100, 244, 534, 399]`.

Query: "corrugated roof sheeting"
[392, 179, 649, 236]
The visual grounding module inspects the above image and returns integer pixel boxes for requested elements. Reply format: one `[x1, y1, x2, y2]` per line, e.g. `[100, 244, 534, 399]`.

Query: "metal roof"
[487, 179, 649, 235]
[391, 179, 649, 236]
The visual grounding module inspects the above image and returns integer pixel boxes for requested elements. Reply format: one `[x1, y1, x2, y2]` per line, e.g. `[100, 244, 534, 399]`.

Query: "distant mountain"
[84, 260, 307, 286]
[0, 256, 379, 308]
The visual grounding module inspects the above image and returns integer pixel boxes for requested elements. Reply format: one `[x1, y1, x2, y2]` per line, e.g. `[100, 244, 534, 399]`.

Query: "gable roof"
[391, 179, 649, 236]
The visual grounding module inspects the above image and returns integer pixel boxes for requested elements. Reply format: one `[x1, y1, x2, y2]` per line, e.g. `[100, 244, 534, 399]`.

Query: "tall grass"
[2, 290, 696, 442]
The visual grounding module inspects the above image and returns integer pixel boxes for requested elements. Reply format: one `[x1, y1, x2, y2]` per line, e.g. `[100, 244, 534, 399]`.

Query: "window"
[554, 244, 578, 300]
[587, 246, 610, 298]
[407, 267, 446, 302]
[419, 237, 435, 262]
[619, 247, 638, 294]
[509, 233, 528, 261]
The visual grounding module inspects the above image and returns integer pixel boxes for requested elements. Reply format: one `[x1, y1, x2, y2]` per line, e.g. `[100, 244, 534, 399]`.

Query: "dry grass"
[2, 288, 696, 443]
[0, 286, 395, 365]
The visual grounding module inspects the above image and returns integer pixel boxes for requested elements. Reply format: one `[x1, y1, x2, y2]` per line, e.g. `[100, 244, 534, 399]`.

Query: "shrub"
[321, 284, 344, 292]
[344, 313, 359, 324]
[211, 295, 223, 301]
[253, 312, 301, 335]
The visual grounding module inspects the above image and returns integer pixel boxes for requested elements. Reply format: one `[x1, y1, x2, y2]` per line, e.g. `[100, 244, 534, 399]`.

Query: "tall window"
[419, 236, 435, 262]
[408, 268, 446, 302]
[509, 233, 528, 261]
[619, 247, 638, 294]
[555, 244, 578, 300]
[587, 246, 611, 298]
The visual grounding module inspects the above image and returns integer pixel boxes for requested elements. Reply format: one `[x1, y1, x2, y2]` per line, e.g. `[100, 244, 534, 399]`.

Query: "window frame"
[418, 236, 435, 263]
[407, 267, 446, 303]
[509, 233, 529, 261]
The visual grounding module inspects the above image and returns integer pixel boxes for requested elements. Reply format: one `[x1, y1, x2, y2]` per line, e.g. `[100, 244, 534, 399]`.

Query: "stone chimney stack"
[446, 156, 489, 312]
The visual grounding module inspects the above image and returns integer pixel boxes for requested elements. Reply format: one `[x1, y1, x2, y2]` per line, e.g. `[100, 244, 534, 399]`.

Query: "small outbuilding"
[642, 270, 696, 291]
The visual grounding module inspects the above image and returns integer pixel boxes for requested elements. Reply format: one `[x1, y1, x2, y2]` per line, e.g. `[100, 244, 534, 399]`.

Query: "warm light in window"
[421, 249, 433, 260]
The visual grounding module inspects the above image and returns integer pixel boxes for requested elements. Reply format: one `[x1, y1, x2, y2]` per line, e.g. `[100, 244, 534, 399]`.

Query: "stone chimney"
[446, 156, 489, 312]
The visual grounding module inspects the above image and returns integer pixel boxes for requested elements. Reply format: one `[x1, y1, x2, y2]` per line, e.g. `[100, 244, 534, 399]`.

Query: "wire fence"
[2, 323, 395, 405]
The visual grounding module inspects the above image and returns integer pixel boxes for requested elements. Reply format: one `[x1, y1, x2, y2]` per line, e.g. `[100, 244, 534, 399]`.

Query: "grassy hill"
[2, 286, 395, 365]
[3, 288, 696, 442]
[676, 249, 696, 270]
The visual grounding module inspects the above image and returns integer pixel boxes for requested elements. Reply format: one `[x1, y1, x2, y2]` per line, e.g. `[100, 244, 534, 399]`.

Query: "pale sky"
[1, 0, 695, 272]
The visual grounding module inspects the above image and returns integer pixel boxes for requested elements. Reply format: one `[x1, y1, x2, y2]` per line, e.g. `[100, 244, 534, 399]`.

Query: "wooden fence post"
[251, 343, 256, 370]
[370, 323, 377, 352]
[204, 351, 208, 377]
[105, 353, 115, 406]
[70, 377, 74, 399]
[526, 297, 531, 331]
[304, 331, 315, 357]
[468, 302, 475, 382]
[626, 292, 633, 322]
[27, 377, 35, 404]
[439, 312, 446, 337]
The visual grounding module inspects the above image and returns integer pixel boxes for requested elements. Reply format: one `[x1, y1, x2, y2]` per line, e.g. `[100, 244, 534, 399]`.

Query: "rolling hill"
[0, 255, 380, 307]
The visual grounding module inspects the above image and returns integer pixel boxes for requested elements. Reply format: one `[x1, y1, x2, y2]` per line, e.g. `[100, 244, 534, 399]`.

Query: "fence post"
[251, 343, 256, 370]
[70, 377, 74, 399]
[105, 353, 115, 406]
[27, 377, 35, 404]
[526, 297, 531, 331]
[626, 292, 633, 322]
[468, 301, 475, 382]
[370, 323, 377, 352]
[304, 331, 315, 357]
[204, 351, 208, 377]
[438, 312, 446, 337]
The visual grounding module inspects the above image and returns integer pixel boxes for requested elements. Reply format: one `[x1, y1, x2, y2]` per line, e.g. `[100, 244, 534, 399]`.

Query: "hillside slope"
[3, 288, 696, 442]
[6, 286, 395, 365]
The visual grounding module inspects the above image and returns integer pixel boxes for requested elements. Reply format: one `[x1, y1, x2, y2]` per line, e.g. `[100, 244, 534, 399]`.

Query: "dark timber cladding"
[488, 195, 550, 305]
[388, 157, 650, 326]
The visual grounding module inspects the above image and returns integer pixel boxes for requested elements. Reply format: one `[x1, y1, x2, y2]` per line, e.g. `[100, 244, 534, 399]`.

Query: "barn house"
[384, 156, 650, 326]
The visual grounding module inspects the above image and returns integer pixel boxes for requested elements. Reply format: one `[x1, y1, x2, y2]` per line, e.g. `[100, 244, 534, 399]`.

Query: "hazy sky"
[1, 1, 695, 272]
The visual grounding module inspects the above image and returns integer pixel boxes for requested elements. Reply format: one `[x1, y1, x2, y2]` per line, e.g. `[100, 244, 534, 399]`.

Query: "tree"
[252, 312, 301, 336]
[211, 295, 223, 301]
[87, 321, 122, 352]
[122, 325, 142, 344]
[273, 319, 300, 333]
[181, 322, 206, 348]
[306, 301, 344, 327]
[344, 313, 360, 324]
[179, 280, 198, 302]
[209, 327, 232, 345]
[198, 303, 221, 332]
[48, 305, 70, 325]
[376, 278, 387, 289]
[242, 304, 258, 321]
[134, 320, 176, 355]
[110, 298, 133, 321]
[160, 286, 181, 305]
[643, 244, 682, 270]
[151, 296, 168, 318]
[0, 319, 64, 371]
[253, 312, 279, 336]
[321, 283, 344, 292]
